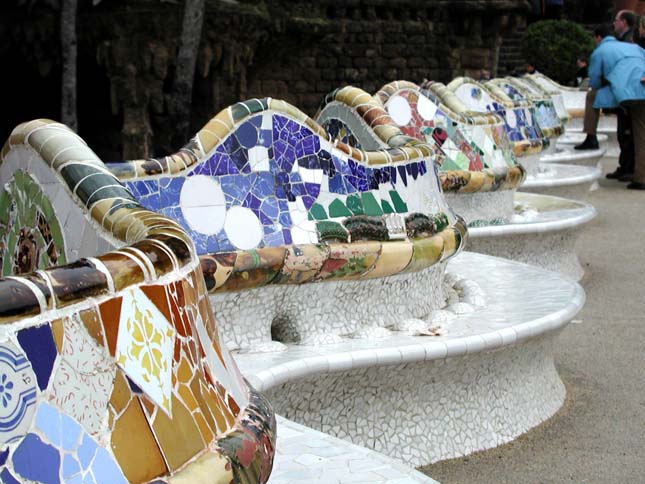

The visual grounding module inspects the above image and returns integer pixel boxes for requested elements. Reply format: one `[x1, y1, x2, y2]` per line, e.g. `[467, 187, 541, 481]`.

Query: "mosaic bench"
[316, 82, 525, 226]
[316, 82, 596, 279]
[528, 73, 618, 158]
[488, 77, 603, 200]
[236, 251, 585, 467]
[102, 98, 467, 353]
[441, 77, 549, 177]
[0, 120, 276, 483]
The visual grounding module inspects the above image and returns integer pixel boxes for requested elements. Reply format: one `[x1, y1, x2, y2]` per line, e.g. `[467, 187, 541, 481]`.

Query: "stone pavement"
[420, 156, 645, 483]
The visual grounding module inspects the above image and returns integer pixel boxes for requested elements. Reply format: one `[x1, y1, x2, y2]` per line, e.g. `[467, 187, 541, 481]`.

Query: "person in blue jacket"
[589, 24, 645, 189]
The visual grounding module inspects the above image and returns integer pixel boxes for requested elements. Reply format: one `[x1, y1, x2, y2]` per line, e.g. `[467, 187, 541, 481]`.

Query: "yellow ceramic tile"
[50, 318, 64, 353]
[111, 397, 167, 483]
[79, 307, 105, 348]
[150, 393, 205, 471]
[193, 411, 214, 444]
[404, 235, 444, 273]
[363, 241, 414, 279]
[109, 369, 133, 415]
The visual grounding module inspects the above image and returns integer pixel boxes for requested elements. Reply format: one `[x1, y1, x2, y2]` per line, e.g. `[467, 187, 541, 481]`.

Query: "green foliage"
[522, 20, 595, 84]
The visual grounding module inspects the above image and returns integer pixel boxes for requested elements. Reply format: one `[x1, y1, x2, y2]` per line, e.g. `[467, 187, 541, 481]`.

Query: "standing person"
[588, 24, 645, 189]
[575, 10, 636, 161]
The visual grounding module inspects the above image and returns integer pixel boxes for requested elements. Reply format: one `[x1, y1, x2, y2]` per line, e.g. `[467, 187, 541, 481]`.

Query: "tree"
[60, 0, 77, 130]
[168, 0, 206, 146]
[521, 20, 595, 84]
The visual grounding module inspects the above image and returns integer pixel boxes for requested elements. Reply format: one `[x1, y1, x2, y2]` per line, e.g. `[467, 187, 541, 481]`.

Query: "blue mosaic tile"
[61, 413, 82, 452]
[236, 121, 259, 149]
[35, 402, 61, 447]
[91, 448, 127, 484]
[0, 447, 8, 466]
[0, 468, 20, 484]
[17, 324, 57, 391]
[63, 454, 81, 480]
[12, 433, 61, 484]
[77, 433, 96, 471]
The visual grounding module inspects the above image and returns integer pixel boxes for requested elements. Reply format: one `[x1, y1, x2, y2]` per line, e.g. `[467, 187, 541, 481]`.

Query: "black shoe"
[619, 172, 634, 182]
[627, 181, 645, 190]
[574, 136, 599, 150]
[606, 169, 626, 179]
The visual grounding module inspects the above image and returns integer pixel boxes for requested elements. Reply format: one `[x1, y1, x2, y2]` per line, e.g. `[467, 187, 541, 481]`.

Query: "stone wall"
[0, 0, 528, 159]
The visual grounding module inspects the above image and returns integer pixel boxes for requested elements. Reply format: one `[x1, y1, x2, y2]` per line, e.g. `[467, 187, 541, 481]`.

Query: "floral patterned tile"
[116, 287, 176, 416]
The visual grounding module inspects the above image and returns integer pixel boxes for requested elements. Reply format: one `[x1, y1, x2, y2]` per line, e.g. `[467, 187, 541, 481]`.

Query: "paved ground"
[420, 156, 645, 484]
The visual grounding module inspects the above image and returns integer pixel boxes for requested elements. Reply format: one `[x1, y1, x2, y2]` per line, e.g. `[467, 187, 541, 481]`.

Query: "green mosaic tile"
[328, 199, 352, 218]
[389, 191, 408, 213]
[346, 194, 364, 216]
[361, 193, 383, 216]
[308, 203, 328, 220]
[381, 200, 395, 214]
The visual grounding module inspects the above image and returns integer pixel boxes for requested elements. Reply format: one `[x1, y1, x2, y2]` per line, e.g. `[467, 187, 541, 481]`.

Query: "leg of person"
[627, 104, 645, 190]
[615, 108, 635, 181]
[575, 90, 600, 150]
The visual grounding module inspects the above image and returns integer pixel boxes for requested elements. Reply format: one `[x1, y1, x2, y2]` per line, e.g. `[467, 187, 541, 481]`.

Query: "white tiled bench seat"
[468, 192, 596, 280]
[236, 252, 585, 468]
[521, 162, 602, 201]
[268, 417, 437, 484]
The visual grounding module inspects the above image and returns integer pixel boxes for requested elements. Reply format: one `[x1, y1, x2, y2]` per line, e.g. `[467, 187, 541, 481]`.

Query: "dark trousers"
[617, 108, 635, 174]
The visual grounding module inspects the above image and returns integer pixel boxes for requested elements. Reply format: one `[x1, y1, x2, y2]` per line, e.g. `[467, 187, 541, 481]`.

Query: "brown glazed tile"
[98, 296, 123, 356]
[149, 393, 205, 471]
[50, 319, 64, 353]
[193, 412, 214, 444]
[111, 397, 167, 482]
[190, 377, 231, 436]
[166, 282, 189, 338]
[140, 284, 173, 325]
[21, 273, 53, 310]
[0, 278, 42, 323]
[46, 261, 109, 308]
[130, 241, 175, 278]
[98, 252, 146, 291]
[79, 307, 106, 348]
[110, 369, 133, 416]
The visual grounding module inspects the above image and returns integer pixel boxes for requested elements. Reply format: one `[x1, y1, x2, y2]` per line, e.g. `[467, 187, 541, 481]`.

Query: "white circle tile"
[417, 94, 438, 121]
[180, 175, 226, 235]
[224, 206, 263, 250]
[387, 96, 413, 126]
[506, 109, 517, 128]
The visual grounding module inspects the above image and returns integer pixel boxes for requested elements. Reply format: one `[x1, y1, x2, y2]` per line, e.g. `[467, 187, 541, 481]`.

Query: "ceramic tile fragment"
[116, 287, 176, 416]
[0, 342, 38, 444]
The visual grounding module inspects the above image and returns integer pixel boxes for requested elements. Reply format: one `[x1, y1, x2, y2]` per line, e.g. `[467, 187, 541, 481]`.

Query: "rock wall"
[0, 0, 528, 159]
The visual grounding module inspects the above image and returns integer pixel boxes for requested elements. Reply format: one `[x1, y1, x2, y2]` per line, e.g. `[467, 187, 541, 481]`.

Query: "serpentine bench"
[0, 115, 586, 480]
[527, 73, 617, 157]
[447, 77, 602, 201]
[0, 120, 276, 483]
[317, 82, 595, 279]
[489, 77, 603, 200]
[103, 98, 466, 353]
[317, 82, 525, 226]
